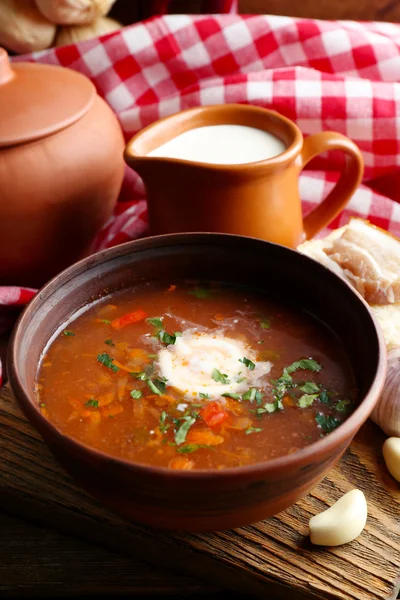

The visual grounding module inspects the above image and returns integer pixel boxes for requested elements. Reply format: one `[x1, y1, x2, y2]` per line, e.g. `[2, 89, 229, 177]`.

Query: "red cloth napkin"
[2, 14, 400, 383]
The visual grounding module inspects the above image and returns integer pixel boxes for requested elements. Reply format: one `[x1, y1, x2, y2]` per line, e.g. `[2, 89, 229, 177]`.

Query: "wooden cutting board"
[1, 384, 400, 600]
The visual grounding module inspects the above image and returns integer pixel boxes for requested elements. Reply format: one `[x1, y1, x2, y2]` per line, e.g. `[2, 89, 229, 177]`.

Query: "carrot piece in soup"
[283, 395, 295, 407]
[226, 417, 253, 431]
[169, 456, 194, 470]
[82, 411, 101, 426]
[116, 376, 128, 402]
[97, 391, 115, 407]
[129, 348, 149, 360]
[40, 406, 49, 419]
[200, 402, 229, 428]
[126, 348, 150, 371]
[101, 404, 124, 418]
[186, 429, 224, 446]
[167, 284, 176, 292]
[147, 426, 163, 447]
[111, 359, 134, 373]
[69, 398, 84, 411]
[111, 309, 148, 330]
[97, 304, 118, 318]
[150, 394, 176, 405]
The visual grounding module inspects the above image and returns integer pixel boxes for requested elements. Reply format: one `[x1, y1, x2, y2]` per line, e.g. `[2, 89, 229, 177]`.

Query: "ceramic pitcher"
[124, 104, 363, 248]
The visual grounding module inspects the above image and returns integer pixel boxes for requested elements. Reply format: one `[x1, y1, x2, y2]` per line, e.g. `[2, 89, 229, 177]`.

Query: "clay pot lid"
[0, 48, 96, 148]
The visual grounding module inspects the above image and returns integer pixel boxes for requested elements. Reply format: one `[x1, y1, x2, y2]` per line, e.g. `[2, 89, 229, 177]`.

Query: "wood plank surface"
[0, 511, 220, 598]
[1, 384, 400, 600]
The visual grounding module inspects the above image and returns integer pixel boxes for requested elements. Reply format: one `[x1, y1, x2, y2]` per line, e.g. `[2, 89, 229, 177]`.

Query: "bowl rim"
[7, 232, 388, 480]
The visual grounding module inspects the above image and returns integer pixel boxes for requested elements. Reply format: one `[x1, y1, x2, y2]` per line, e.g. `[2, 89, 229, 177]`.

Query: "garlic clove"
[55, 16, 121, 47]
[309, 489, 367, 546]
[383, 437, 400, 482]
[35, 0, 117, 26]
[370, 347, 400, 437]
[0, 0, 56, 54]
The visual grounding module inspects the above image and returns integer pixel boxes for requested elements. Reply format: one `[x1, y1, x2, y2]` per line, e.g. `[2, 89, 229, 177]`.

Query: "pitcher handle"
[299, 132, 364, 240]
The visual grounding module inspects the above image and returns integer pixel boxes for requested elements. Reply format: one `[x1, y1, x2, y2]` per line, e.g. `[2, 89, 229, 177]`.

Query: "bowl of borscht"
[8, 233, 386, 531]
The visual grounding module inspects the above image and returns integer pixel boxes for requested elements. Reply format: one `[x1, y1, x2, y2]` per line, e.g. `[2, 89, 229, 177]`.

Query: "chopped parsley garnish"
[260, 318, 270, 329]
[147, 317, 163, 328]
[99, 319, 111, 324]
[272, 358, 322, 404]
[158, 330, 180, 345]
[256, 400, 282, 414]
[236, 377, 247, 383]
[221, 392, 241, 400]
[315, 413, 340, 432]
[211, 368, 230, 384]
[336, 399, 351, 412]
[131, 371, 148, 380]
[174, 415, 196, 445]
[130, 390, 142, 399]
[199, 392, 211, 399]
[159, 410, 170, 433]
[176, 444, 211, 454]
[97, 352, 119, 373]
[300, 381, 319, 394]
[298, 393, 319, 408]
[147, 379, 166, 396]
[242, 388, 263, 404]
[239, 357, 255, 371]
[285, 359, 322, 375]
[104, 338, 115, 347]
[188, 287, 212, 299]
[85, 398, 99, 408]
[147, 354, 158, 359]
[40, 403, 46, 408]
[63, 330, 75, 336]
[245, 426, 263, 434]
[319, 390, 330, 404]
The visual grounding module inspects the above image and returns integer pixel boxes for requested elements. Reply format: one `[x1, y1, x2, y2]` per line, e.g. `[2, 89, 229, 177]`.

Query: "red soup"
[36, 281, 357, 470]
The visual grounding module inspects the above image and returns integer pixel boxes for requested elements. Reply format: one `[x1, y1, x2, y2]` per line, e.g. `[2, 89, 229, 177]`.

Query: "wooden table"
[0, 510, 225, 598]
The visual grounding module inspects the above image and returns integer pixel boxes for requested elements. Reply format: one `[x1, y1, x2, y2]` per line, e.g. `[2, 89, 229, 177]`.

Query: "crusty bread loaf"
[298, 219, 400, 348]
[298, 219, 400, 305]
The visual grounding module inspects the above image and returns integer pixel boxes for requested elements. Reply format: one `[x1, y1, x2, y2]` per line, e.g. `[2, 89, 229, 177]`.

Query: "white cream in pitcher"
[147, 124, 286, 165]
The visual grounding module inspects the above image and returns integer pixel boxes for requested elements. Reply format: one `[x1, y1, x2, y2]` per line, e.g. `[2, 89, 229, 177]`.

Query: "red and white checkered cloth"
[2, 13, 400, 383]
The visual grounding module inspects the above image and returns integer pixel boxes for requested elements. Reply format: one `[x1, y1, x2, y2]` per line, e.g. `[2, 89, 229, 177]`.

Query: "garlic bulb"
[0, 0, 56, 54]
[35, 0, 116, 26]
[55, 17, 121, 47]
[370, 347, 400, 436]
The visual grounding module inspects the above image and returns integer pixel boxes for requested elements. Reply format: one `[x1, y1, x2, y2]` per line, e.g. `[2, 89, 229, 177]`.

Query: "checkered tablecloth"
[2, 13, 400, 383]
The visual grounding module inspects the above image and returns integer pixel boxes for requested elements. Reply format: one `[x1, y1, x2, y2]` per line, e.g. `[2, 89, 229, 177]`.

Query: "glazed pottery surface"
[8, 234, 386, 531]
[0, 48, 125, 287]
[124, 104, 364, 248]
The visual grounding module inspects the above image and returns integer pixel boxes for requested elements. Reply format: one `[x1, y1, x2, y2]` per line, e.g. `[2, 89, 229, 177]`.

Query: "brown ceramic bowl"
[8, 234, 386, 531]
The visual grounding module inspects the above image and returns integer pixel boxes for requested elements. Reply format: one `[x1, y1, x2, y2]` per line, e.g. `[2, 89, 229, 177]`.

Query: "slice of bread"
[298, 219, 400, 305]
[370, 304, 400, 349]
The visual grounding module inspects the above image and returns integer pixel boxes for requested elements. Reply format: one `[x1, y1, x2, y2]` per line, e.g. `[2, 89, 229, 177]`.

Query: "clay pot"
[8, 233, 386, 531]
[0, 48, 125, 287]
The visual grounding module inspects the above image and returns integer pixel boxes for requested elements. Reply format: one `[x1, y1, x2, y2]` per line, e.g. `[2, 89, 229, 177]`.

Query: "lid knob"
[0, 48, 14, 85]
